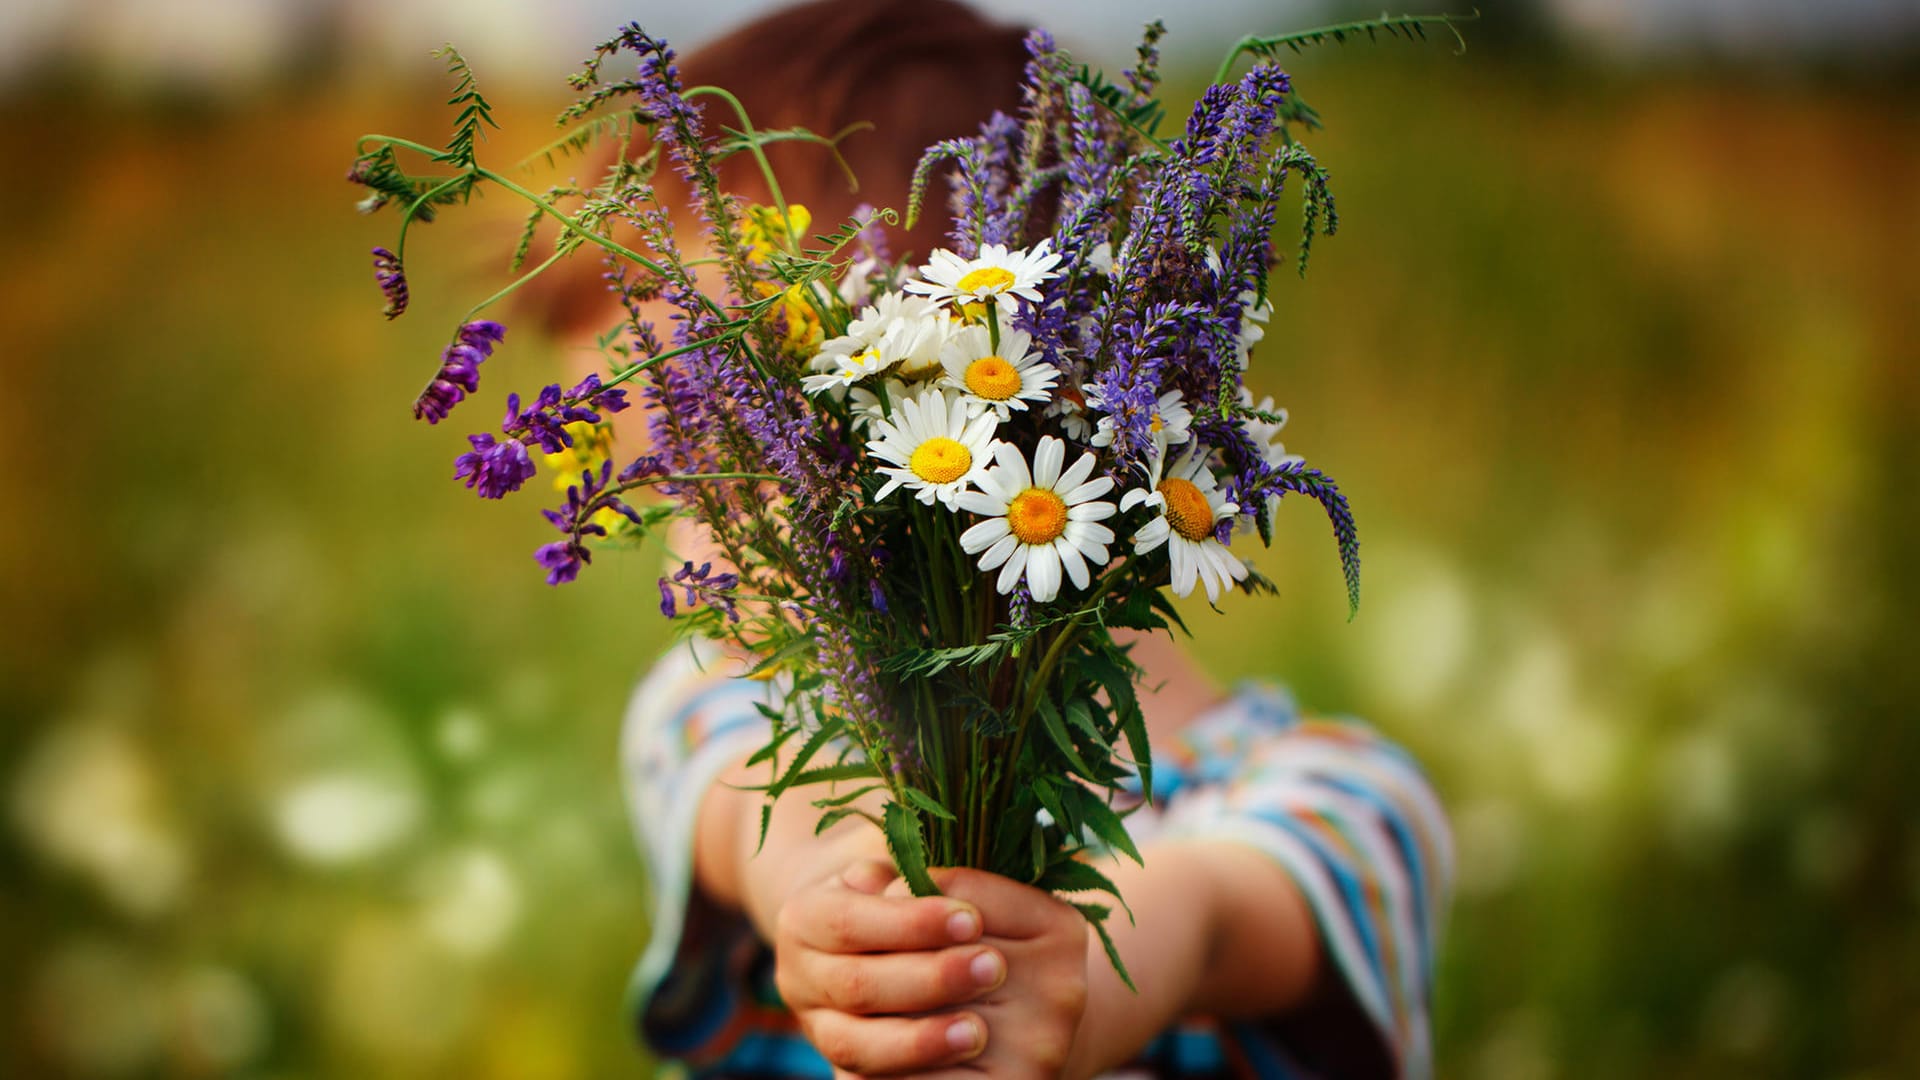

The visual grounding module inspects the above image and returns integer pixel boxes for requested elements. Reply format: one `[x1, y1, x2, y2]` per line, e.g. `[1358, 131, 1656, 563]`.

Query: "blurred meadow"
[2, 2, 1917, 1076]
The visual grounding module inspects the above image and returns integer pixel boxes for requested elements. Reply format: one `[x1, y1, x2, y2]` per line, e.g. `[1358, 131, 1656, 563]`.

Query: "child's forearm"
[1067, 838, 1323, 1078]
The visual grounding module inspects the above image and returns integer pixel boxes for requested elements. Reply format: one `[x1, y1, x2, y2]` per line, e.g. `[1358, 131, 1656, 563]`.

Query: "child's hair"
[537, 0, 1031, 334]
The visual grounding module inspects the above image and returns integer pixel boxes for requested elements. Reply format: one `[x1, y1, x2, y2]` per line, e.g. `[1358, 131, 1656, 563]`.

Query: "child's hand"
[895, 868, 1092, 1080]
[773, 858, 1008, 1075]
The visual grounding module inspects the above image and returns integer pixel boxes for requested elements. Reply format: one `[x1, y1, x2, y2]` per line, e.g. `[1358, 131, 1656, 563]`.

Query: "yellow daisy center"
[909, 437, 972, 485]
[956, 266, 1017, 295]
[1007, 487, 1069, 546]
[1157, 477, 1215, 542]
[1149, 413, 1165, 434]
[964, 356, 1022, 401]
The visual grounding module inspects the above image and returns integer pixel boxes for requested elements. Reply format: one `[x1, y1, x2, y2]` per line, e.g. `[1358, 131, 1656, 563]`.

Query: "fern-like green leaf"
[432, 44, 499, 171]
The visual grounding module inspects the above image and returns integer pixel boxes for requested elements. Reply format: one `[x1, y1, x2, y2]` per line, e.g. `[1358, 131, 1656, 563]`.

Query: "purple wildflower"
[452, 433, 535, 499]
[413, 319, 506, 424]
[657, 578, 677, 617]
[371, 247, 408, 319]
[670, 560, 741, 622]
[535, 540, 589, 586]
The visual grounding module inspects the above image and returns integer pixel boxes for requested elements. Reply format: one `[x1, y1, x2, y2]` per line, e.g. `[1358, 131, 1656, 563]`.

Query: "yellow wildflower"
[542, 421, 625, 531]
[741, 203, 811, 265]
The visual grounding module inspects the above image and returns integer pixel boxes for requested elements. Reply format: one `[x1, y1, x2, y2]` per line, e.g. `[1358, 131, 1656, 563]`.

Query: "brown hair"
[536, 0, 1031, 334]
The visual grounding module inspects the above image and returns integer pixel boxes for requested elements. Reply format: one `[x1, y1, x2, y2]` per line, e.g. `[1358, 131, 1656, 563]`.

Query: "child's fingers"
[804, 1009, 986, 1075]
[839, 858, 899, 895]
[927, 867, 1075, 941]
[791, 944, 1006, 1015]
[782, 884, 982, 954]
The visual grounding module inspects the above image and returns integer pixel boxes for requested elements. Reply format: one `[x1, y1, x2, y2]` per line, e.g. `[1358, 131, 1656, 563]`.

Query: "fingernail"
[947, 909, 979, 942]
[946, 1018, 980, 1052]
[970, 950, 1004, 988]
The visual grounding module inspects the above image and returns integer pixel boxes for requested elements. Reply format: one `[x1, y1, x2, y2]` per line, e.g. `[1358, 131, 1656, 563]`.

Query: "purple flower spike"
[371, 247, 408, 320]
[453, 433, 535, 499]
[535, 540, 589, 585]
[413, 320, 506, 424]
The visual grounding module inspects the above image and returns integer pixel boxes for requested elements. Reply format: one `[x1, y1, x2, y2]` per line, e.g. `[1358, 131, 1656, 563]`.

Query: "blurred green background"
[2, 1, 1916, 1076]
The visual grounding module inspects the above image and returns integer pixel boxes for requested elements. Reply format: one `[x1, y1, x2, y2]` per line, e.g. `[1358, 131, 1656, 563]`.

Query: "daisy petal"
[1033, 436, 1063, 489]
[996, 544, 1029, 594]
[960, 517, 1010, 554]
[1056, 539, 1089, 590]
[977, 531, 1020, 571]
[1027, 543, 1061, 603]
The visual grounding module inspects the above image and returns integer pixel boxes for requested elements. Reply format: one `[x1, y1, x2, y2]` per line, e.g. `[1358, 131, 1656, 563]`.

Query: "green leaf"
[810, 784, 883, 809]
[754, 801, 773, 855]
[813, 806, 881, 835]
[1071, 901, 1136, 992]
[763, 720, 840, 797]
[744, 720, 799, 769]
[1064, 697, 1111, 753]
[1061, 785, 1143, 865]
[1035, 696, 1097, 778]
[1036, 858, 1132, 920]
[787, 762, 880, 788]
[745, 636, 815, 680]
[884, 802, 939, 897]
[901, 785, 957, 822]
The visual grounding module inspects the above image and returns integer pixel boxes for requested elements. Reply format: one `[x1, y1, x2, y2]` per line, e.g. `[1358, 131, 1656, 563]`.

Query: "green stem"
[1212, 11, 1478, 83]
[684, 86, 800, 258]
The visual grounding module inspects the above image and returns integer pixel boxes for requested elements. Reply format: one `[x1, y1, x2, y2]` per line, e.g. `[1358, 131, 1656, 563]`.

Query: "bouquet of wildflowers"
[350, 14, 1467, 978]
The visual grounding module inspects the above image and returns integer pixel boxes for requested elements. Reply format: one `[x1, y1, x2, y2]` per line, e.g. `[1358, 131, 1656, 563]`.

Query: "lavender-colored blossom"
[371, 247, 408, 319]
[536, 540, 589, 586]
[500, 373, 629, 454]
[1229, 458, 1361, 617]
[413, 319, 505, 424]
[671, 560, 741, 622]
[657, 578, 677, 617]
[453, 433, 535, 499]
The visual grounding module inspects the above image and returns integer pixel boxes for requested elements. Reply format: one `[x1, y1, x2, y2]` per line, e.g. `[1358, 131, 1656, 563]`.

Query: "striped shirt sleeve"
[1154, 685, 1455, 1080]
[617, 641, 787, 1066]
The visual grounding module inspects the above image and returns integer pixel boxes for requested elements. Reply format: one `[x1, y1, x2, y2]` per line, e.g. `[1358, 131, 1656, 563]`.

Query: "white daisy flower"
[1239, 388, 1303, 469]
[800, 344, 892, 397]
[956, 436, 1117, 603]
[903, 240, 1063, 317]
[847, 378, 915, 432]
[938, 326, 1058, 420]
[1086, 241, 1115, 276]
[866, 388, 1000, 508]
[810, 292, 947, 374]
[1121, 444, 1248, 603]
[1236, 296, 1272, 364]
[1088, 388, 1193, 453]
[1204, 247, 1272, 365]
[880, 310, 952, 381]
[1044, 384, 1095, 443]
[1235, 388, 1304, 535]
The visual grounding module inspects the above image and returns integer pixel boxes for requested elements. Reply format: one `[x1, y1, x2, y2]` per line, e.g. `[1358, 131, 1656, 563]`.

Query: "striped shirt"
[620, 644, 1453, 1078]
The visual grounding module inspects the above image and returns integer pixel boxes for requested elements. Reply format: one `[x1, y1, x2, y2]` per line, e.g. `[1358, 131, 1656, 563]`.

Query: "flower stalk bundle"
[349, 13, 1471, 982]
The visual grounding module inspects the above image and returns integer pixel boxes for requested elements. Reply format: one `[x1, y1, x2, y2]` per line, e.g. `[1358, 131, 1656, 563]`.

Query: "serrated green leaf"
[764, 720, 840, 798]
[787, 762, 879, 788]
[1036, 696, 1097, 777]
[1064, 697, 1110, 752]
[885, 801, 939, 897]
[814, 805, 881, 835]
[1071, 901, 1136, 992]
[1061, 785, 1143, 865]
[810, 784, 883, 809]
[901, 785, 957, 822]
